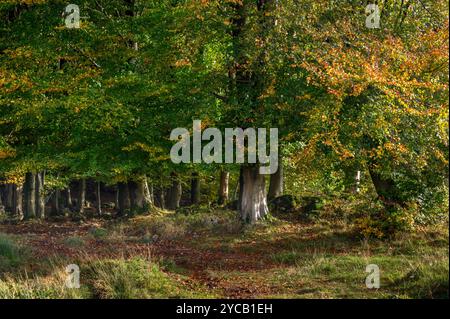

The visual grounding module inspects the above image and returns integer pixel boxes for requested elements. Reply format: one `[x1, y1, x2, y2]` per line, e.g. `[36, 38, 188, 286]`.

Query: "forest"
[0, 0, 448, 299]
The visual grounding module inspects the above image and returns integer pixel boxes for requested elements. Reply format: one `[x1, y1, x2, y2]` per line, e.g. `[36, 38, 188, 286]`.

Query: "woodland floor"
[0, 209, 448, 299]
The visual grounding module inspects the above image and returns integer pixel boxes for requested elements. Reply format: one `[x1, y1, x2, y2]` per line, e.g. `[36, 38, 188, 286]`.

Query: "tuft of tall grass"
[0, 233, 25, 270]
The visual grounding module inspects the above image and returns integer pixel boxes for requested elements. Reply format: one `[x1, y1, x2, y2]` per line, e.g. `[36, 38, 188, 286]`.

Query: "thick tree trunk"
[65, 187, 72, 209]
[156, 185, 165, 209]
[239, 166, 269, 223]
[118, 182, 131, 216]
[51, 189, 60, 216]
[132, 176, 153, 211]
[24, 172, 36, 219]
[129, 176, 153, 212]
[115, 186, 120, 210]
[144, 179, 154, 207]
[128, 181, 138, 212]
[238, 166, 244, 211]
[96, 181, 102, 215]
[191, 172, 200, 205]
[35, 171, 45, 219]
[12, 184, 23, 218]
[77, 179, 86, 214]
[5, 183, 14, 211]
[369, 167, 404, 207]
[166, 173, 182, 210]
[267, 158, 283, 201]
[218, 171, 229, 205]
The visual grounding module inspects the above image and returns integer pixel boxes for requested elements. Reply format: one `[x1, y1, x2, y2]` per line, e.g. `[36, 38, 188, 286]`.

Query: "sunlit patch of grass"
[84, 257, 213, 299]
[0, 267, 90, 299]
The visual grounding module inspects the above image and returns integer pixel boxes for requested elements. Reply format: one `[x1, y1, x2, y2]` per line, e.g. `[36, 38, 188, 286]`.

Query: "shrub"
[85, 258, 186, 299]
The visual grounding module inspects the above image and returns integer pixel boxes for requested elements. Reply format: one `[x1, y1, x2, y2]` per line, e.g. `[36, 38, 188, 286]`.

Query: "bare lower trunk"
[144, 179, 154, 207]
[130, 176, 153, 212]
[267, 159, 283, 201]
[118, 182, 131, 216]
[24, 172, 36, 219]
[96, 181, 102, 215]
[5, 183, 13, 211]
[12, 184, 23, 218]
[35, 171, 45, 219]
[166, 173, 182, 210]
[77, 179, 86, 214]
[239, 166, 269, 223]
[191, 172, 200, 205]
[65, 187, 72, 209]
[218, 171, 229, 205]
[369, 167, 404, 207]
[156, 186, 165, 209]
[52, 189, 60, 216]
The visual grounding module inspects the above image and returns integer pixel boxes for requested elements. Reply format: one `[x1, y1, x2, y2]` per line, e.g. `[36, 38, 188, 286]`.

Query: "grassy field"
[0, 209, 448, 299]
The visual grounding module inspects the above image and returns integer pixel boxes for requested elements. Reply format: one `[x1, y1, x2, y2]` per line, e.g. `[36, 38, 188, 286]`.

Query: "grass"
[0, 207, 448, 299]
[84, 257, 212, 299]
[63, 236, 86, 248]
[0, 233, 25, 270]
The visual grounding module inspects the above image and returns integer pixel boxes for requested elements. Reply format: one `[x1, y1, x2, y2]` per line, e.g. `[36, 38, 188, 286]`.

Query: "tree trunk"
[132, 176, 153, 211]
[268, 158, 283, 201]
[218, 171, 229, 205]
[65, 187, 72, 209]
[239, 166, 269, 223]
[77, 179, 86, 214]
[156, 185, 165, 209]
[128, 181, 138, 212]
[115, 186, 119, 210]
[144, 179, 154, 207]
[191, 172, 200, 205]
[35, 171, 45, 219]
[96, 181, 102, 215]
[24, 172, 36, 219]
[51, 189, 60, 216]
[369, 167, 404, 207]
[238, 166, 244, 211]
[5, 184, 14, 211]
[12, 184, 23, 218]
[117, 182, 131, 216]
[166, 173, 182, 210]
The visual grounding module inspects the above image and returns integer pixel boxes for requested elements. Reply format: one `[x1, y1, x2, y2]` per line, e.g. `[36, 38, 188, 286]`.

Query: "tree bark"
[65, 187, 72, 209]
[191, 172, 200, 205]
[268, 158, 283, 201]
[51, 189, 60, 216]
[12, 184, 23, 218]
[117, 182, 131, 216]
[156, 185, 165, 209]
[369, 167, 405, 207]
[218, 171, 229, 205]
[132, 176, 153, 211]
[239, 166, 269, 223]
[96, 181, 102, 215]
[166, 173, 182, 210]
[77, 178, 86, 214]
[35, 171, 45, 219]
[24, 172, 36, 219]
[144, 178, 154, 207]
[5, 183, 13, 211]
[128, 181, 138, 212]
